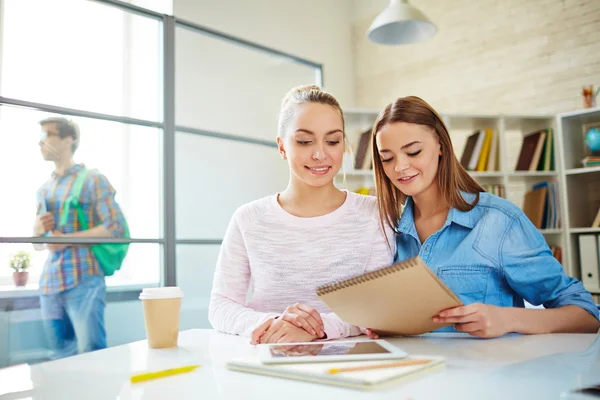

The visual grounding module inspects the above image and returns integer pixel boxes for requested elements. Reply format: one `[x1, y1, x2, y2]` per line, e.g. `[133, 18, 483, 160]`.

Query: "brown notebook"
[522, 186, 548, 228]
[316, 257, 463, 336]
[460, 131, 480, 170]
[515, 131, 546, 171]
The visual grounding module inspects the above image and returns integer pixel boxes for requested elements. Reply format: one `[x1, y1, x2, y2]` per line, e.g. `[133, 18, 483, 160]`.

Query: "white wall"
[174, 0, 357, 109]
[351, 0, 600, 114]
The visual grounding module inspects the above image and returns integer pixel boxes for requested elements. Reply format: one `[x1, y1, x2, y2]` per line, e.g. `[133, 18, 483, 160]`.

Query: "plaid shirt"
[36, 163, 126, 294]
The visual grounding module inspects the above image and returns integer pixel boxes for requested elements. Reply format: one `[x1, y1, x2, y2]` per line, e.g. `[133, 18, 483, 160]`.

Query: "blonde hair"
[277, 84, 345, 138]
[372, 96, 485, 231]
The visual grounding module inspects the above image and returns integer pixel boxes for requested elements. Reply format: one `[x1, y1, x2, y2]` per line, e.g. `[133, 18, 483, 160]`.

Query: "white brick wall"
[352, 0, 600, 114]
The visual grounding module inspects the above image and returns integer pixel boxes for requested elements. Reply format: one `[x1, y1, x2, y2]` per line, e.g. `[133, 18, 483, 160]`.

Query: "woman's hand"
[251, 318, 318, 345]
[360, 327, 379, 339]
[280, 303, 325, 338]
[433, 303, 513, 338]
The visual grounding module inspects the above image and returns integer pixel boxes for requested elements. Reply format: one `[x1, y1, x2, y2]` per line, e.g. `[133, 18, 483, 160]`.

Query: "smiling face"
[375, 121, 442, 198]
[277, 102, 345, 188]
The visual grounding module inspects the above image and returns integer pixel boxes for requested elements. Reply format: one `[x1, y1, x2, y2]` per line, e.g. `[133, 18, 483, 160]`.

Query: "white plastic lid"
[139, 287, 184, 300]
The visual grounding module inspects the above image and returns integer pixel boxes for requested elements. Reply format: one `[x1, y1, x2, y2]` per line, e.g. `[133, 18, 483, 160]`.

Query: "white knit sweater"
[208, 190, 396, 339]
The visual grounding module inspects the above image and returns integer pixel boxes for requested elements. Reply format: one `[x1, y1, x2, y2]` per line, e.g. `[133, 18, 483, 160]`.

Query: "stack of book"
[482, 184, 505, 198]
[522, 181, 560, 230]
[459, 129, 498, 172]
[515, 129, 554, 172]
[581, 156, 600, 167]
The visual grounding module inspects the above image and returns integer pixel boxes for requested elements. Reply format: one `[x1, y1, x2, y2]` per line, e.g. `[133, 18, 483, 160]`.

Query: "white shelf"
[508, 171, 558, 177]
[569, 227, 600, 234]
[558, 106, 600, 119]
[539, 229, 562, 235]
[565, 166, 600, 176]
[468, 172, 503, 178]
[339, 169, 373, 177]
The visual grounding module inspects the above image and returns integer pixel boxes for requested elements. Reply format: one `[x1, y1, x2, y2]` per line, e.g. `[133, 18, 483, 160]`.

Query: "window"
[0, 0, 164, 289]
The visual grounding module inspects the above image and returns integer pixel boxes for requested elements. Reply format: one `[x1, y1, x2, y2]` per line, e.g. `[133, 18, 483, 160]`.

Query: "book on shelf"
[581, 156, 600, 168]
[515, 130, 547, 172]
[536, 128, 554, 171]
[522, 181, 560, 230]
[459, 129, 498, 172]
[354, 129, 373, 170]
[476, 129, 494, 172]
[486, 128, 499, 172]
[459, 131, 480, 170]
[550, 245, 562, 265]
[482, 184, 505, 198]
[592, 205, 600, 228]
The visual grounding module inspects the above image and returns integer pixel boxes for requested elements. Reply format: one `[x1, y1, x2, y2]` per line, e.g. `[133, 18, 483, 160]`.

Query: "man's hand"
[47, 231, 70, 253]
[251, 318, 318, 345]
[433, 303, 513, 338]
[34, 212, 54, 236]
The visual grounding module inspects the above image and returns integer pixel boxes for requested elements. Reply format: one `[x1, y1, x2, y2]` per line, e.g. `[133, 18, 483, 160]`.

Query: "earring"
[280, 151, 286, 160]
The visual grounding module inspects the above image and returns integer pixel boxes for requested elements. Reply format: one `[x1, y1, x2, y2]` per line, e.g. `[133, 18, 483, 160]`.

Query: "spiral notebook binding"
[316, 256, 421, 296]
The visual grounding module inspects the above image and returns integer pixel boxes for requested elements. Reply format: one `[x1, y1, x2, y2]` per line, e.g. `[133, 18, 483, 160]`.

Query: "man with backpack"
[33, 117, 128, 359]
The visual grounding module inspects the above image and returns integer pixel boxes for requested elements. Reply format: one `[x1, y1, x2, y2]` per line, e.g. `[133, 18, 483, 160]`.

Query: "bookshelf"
[556, 107, 600, 297]
[338, 107, 600, 294]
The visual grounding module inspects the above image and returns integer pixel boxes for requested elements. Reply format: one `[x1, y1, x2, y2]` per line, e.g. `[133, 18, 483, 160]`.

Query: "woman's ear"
[276, 136, 287, 160]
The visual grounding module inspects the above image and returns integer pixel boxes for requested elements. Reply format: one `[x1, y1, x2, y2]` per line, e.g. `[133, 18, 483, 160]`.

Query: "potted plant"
[9, 250, 32, 287]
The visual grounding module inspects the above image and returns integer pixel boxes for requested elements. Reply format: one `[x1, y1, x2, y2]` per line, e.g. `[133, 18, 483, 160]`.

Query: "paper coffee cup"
[139, 287, 184, 349]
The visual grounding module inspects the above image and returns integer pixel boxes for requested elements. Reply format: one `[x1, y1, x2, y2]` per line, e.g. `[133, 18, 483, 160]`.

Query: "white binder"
[579, 235, 600, 290]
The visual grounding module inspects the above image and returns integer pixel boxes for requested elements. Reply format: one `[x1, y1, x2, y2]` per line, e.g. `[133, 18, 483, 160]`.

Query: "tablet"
[258, 339, 407, 364]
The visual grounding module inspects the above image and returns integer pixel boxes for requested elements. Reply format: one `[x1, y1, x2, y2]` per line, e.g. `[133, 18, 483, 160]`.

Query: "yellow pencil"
[130, 364, 201, 383]
[328, 359, 431, 374]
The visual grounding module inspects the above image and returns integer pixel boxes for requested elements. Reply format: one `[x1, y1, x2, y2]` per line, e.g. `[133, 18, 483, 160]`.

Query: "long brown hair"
[372, 96, 484, 231]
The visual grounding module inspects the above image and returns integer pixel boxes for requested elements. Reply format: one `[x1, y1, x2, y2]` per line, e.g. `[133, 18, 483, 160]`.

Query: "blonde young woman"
[208, 85, 395, 344]
[365, 96, 599, 339]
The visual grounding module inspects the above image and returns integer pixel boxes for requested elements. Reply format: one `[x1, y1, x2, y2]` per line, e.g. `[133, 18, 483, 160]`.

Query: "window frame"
[0, 0, 323, 301]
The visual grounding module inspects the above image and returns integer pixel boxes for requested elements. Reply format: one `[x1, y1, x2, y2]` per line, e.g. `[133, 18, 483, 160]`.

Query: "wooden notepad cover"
[316, 257, 462, 336]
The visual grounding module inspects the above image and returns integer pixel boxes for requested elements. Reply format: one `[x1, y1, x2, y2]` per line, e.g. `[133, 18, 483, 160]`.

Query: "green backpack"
[59, 169, 130, 276]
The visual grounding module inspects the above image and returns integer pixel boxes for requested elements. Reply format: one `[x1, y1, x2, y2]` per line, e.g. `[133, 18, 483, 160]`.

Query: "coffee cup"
[139, 287, 184, 349]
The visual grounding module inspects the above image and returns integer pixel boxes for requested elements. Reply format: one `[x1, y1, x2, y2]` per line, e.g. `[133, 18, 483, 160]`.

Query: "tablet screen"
[269, 341, 391, 358]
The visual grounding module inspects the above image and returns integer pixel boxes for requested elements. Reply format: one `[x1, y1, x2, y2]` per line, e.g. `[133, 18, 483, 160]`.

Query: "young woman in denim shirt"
[366, 96, 599, 338]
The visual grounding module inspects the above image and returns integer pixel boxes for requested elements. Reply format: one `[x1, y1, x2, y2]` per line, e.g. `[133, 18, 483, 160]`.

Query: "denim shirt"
[395, 192, 600, 332]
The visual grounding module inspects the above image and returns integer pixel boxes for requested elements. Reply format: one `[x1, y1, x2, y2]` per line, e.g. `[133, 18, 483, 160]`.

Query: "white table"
[1, 329, 599, 399]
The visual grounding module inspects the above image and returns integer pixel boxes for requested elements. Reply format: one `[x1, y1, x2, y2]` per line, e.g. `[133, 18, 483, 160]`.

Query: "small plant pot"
[13, 271, 29, 287]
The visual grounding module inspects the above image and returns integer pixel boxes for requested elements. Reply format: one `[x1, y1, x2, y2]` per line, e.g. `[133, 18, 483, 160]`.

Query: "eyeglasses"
[40, 131, 61, 141]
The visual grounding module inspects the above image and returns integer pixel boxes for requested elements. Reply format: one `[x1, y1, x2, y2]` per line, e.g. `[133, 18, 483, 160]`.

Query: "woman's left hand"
[432, 303, 513, 338]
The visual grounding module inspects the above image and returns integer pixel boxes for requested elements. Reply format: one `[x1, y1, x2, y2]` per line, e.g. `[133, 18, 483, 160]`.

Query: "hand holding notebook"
[316, 256, 463, 336]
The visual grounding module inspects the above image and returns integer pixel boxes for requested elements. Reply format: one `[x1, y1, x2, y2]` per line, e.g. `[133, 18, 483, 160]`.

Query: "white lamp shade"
[367, 0, 437, 45]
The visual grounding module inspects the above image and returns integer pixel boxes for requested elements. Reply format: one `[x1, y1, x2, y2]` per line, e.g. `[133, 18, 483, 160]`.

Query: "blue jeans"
[39, 275, 107, 359]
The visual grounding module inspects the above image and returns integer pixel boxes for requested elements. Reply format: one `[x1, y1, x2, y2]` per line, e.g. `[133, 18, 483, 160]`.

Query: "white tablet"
[258, 339, 407, 364]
